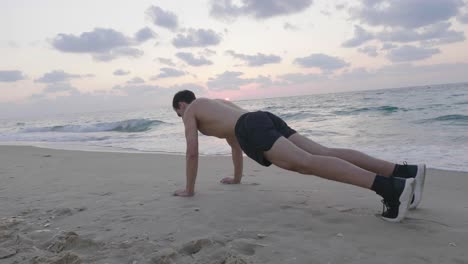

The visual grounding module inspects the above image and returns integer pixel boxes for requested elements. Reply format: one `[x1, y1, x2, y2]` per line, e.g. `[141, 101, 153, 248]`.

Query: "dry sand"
[0, 145, 467, 263]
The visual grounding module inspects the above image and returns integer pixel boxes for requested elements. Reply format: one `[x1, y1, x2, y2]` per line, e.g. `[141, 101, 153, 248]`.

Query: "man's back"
[188, 98, 248, 139]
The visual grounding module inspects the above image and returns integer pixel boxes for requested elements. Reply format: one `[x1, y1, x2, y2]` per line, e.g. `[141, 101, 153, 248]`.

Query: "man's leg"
[288, 133, 395, 177]
[264, 136, 376, 189]
[264, 136, 415, 222]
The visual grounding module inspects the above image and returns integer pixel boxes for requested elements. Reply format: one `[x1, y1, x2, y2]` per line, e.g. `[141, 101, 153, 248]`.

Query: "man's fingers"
[220, 177, 233, 184]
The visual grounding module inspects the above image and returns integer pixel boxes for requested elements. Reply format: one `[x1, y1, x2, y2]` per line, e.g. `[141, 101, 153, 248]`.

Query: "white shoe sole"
[382, 178, 415, 223]
[409, 164, 426, 210]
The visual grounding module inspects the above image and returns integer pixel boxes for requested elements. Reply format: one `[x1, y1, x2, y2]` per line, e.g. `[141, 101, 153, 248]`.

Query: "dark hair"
[172, 90, 196, 109]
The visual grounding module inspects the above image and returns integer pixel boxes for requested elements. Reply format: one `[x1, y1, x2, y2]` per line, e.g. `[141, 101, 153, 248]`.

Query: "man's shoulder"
[194, 97, 212, 103]
[185, 98, 207, 117]
[190, 97, 215, 110]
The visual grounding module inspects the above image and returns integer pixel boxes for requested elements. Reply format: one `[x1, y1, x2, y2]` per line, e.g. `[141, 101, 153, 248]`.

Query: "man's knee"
[293, 155, 338, 174]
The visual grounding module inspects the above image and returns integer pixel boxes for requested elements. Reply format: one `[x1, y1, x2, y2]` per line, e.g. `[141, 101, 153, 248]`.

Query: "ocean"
[1, 83, 467, 172]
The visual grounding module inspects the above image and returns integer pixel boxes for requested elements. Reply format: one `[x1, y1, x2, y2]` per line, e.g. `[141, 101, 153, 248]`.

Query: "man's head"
[172, 90, 196, 118]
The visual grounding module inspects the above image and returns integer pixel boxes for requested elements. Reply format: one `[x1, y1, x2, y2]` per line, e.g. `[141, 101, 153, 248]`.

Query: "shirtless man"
[172, 90, 426, 222]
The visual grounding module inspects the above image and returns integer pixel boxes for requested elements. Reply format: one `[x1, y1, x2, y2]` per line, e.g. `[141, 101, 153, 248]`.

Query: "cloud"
[52, 28, 130, 52]
[358, 46, 379, 57]
[207, 71, 253, 90]
[335, 4, 347, 10]
[336, 63, 468, 86]
[277, 72, 326, 85]
[7, 41, 20, 48]
[294, 53, 350, 72]
[210, 0, 313, 20]
[172, 28, 222, 48]
[126, 77, 145, 84]
[176, 52, 213, 66]
[225, 50, 281, 66]
[42, 83, 80, 94]
[321, 10, 331, 17]
[381, 43, 398, 50]
[200, 48, 217, 56]
[157, 57, 176, 66]
[51, 28, 148, 61]
[377, 22, 465, 45]
[251, 75, 274, 89]
[35, 70, 87, 83]
[91, 47, 143, 62]
[458, 12, 468, 24]
[113, 84, 162, 96]
[354, 0, 463, 29]
[146, 5, 179, 30]
[134, 27, 156, 42]
[152, 68, 186, 79]
[113, 69, 130, 76]
[0, 70, 26, 82]
[342, 25, 373, 47]
[387, 45, 440, 62]
[283, 22, 299, 30]
[170, 83, 207, 95]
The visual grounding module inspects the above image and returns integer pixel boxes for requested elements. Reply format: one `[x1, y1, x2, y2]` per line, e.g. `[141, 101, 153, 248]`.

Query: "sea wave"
[420, 114, 468, 125]
[334, 105, 403, 115]
[280, 111, 314, 120]
[21, 119, 165, 133]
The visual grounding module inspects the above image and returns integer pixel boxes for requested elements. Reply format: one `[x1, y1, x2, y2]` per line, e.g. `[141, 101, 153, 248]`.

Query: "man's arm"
[176, 109, 199, 196]
[222, 136, 243, 184]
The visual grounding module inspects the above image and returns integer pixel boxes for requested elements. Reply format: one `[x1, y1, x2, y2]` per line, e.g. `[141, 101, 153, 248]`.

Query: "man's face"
[174, 102, 185, 118]
[175, 108, 182, 118]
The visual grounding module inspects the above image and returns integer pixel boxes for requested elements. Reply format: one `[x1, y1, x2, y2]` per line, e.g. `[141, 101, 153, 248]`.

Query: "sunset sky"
[1, 0, 468, 118]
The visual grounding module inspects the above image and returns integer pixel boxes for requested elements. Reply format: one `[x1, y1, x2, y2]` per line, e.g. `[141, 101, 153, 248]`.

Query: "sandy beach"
[1, 145, 467, 263]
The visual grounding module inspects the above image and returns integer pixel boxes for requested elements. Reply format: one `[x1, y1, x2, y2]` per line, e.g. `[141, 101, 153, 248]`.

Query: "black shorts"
[234, 111, 297, 167]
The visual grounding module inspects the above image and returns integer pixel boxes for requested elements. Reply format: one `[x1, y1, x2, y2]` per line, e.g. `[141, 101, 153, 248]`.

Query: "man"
[172, 90, 426, 222]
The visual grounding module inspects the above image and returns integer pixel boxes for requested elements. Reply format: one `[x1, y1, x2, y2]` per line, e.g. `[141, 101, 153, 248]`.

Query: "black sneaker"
[381, 177, 415, 222]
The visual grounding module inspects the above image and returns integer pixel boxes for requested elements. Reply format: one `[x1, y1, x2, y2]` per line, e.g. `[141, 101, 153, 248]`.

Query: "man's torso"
[188, 98, 248, 140]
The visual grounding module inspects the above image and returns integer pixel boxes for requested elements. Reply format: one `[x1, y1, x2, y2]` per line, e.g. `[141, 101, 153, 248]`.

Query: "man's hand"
[220, 177, 241, 184]
[174, 189, 194, 197]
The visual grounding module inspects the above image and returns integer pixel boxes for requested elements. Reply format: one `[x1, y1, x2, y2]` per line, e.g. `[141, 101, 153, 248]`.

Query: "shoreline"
[0, 141, 232, 157]
[1, 142, 466, 173]
[1, 145, 467, 263]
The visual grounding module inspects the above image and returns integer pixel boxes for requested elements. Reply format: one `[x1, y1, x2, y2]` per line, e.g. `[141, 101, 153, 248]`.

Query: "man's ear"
[179, 102, 187, 110]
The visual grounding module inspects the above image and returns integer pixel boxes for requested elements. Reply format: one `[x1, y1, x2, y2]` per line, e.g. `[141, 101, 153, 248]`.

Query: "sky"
[1, 0, 468, 118]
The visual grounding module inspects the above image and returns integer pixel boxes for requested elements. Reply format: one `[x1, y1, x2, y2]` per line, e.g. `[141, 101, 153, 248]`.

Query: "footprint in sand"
[43, 231, 102, 254]
[229, 238, 261, 256]
[32, 252, 81, 264]
[121, 214, 135, 222]
[151, 237, 252, 264]
[178, 238, 218, 255]
[50, 208, 73, 217]
[330, 205, 374, 217]
[280, 205, 294, 210]
[0, 247, 17, 260]
[150, 247, 178, 264]
[44, 207, 85, 221]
